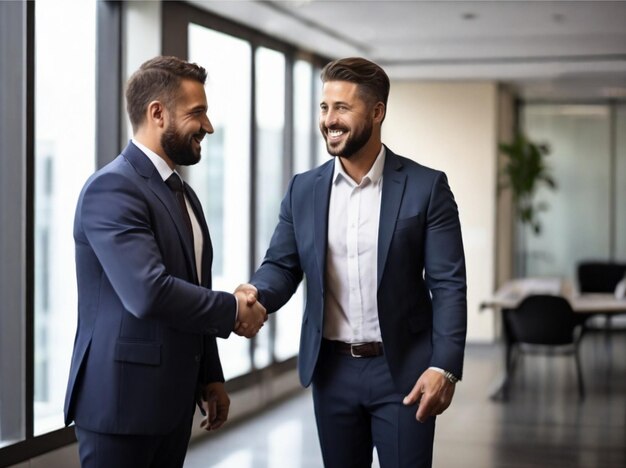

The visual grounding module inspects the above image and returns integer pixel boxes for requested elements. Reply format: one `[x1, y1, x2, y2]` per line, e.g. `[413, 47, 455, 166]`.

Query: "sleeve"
[200, 336, 225, 384]
[423, 171, 467, 379]
[250, 176, 304, 312]
[79, 171, 237, 337]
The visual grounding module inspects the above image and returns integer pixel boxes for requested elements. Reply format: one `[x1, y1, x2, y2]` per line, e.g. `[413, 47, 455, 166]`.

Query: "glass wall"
[34, 0, 96, 435]
[521, 104, 624, 278]
[187, 24, 253, 381]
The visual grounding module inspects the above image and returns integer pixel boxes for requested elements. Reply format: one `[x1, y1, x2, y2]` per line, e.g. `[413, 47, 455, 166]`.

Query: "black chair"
[577, 261, 626, 330]
[577, 261, 626, 293]
[504, 294, 585, 399]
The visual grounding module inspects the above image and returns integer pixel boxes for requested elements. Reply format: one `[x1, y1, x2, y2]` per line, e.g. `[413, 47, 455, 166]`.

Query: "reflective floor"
[185, 329, 626, 467]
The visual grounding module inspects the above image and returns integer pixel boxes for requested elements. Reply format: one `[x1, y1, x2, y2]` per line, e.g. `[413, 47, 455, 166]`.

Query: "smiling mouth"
[326, 128, 347, 142]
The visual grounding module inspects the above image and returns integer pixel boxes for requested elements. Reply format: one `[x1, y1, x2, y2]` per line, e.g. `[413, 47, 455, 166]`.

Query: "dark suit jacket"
[251, 147, 467, 393]
[64, 142, 236, 435]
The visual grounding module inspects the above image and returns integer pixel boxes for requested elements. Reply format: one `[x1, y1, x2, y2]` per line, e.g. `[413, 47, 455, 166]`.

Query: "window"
[314, 65, 331, 165]
[253, 46, 287, 369]
[187, 24, 253, 380]
[293, 59, 314, 174]
[33, 0, 97, 436]
[160, 3, 331, 372]
[273, 60, 316, 361]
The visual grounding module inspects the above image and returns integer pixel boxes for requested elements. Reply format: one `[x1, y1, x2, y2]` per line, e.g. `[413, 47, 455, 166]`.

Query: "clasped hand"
[233, 284, 267, 338]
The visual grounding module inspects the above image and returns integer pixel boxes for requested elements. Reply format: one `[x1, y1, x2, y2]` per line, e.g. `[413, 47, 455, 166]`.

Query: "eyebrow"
[320, 100, 351, 107]
[189, 104, 207, 113]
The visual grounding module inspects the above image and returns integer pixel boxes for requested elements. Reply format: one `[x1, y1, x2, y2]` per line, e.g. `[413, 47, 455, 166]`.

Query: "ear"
[372, 101, 386, 124]
[147, 100, 166, 128]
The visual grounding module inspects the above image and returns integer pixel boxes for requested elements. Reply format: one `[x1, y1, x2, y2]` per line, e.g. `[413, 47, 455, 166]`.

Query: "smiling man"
[64, 56, 266, 468]
[239, 57, 467, 467]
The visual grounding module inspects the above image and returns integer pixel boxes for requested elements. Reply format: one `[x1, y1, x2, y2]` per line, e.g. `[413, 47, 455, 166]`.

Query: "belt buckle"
[350, 344, 364, 358]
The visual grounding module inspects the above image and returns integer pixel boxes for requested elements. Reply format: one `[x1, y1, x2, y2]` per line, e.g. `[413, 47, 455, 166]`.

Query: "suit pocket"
[395, 214, 421, 231]
[115, 340, 161, 366]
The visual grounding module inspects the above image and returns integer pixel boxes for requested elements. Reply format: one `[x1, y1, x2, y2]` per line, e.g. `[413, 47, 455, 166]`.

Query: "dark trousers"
[312, 340, 435, 468]
[75, 411, 194, 468]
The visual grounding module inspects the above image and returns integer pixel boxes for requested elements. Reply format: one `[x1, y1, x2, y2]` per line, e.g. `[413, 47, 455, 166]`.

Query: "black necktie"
[165, 173, 194, 238]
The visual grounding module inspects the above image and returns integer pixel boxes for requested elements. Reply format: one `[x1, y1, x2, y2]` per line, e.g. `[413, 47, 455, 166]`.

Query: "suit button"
[195, 354, 201, 362]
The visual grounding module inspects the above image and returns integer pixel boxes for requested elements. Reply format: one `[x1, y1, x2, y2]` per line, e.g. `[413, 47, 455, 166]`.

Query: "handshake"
[233, 283, 267, 338]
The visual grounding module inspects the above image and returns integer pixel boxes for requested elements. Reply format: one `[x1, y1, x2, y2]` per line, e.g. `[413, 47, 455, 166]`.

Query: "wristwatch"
[443, 371, 459, 384]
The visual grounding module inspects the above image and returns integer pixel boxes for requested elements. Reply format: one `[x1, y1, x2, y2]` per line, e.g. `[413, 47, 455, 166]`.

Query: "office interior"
[0, 1, 625, 467]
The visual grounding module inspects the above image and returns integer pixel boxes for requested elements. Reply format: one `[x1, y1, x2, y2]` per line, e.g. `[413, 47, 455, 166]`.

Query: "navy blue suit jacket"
[251, 147, 467, 393]
[64, 142, 236, 434]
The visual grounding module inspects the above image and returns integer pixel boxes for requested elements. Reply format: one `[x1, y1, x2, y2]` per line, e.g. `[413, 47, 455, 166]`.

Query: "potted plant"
[499, 134, 556, 235]
[499, 134, 557, 276]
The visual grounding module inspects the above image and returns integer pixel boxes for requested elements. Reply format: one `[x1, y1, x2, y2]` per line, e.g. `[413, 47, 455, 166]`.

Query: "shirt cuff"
[429, 366, 459, 383]
[429, 366, 446, 375]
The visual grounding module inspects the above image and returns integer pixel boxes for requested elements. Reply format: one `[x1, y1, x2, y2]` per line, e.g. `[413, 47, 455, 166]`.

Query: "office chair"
[577, 261, 626, 330]
[577, 261, 626, 293]
[505, 294, 585, 399]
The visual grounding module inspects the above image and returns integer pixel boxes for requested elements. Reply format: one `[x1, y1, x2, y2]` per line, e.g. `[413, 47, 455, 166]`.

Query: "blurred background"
[1, 1, 625, 467]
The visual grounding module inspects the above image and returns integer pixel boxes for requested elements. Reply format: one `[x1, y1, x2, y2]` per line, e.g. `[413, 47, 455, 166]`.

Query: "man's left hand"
[200, 382, 230, 431]
[402, 369, 456, 423]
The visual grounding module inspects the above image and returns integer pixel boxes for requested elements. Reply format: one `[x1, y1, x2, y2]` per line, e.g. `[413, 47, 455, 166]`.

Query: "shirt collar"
[332, 145, 386, 187]
[131, 138, 176, 182]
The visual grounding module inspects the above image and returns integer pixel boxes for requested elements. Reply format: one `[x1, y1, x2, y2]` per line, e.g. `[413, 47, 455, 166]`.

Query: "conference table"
[480, 277, 626, 400]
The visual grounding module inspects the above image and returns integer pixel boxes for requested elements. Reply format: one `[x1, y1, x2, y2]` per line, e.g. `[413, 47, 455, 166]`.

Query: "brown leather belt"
[330, 341, 384, 358]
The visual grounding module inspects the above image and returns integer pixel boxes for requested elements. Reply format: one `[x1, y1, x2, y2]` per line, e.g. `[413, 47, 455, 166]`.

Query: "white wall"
[383, 81, 501, 342]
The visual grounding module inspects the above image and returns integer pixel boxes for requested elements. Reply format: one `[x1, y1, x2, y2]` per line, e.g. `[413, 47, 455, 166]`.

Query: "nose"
[322, 109, 337, 128]
[202, 113, 214, 134]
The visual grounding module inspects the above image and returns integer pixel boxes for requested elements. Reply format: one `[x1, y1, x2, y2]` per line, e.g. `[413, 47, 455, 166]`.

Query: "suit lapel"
[378, 149, 406, 288]
[122, 143, 199, 283]
[314, 163, 333, 289]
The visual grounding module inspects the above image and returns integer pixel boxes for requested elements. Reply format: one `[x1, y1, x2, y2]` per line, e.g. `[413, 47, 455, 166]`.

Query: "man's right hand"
[233, 287, 266, 338]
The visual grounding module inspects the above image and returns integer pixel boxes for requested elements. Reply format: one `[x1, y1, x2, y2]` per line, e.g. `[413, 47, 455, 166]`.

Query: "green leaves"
[499, 134, 557, 235]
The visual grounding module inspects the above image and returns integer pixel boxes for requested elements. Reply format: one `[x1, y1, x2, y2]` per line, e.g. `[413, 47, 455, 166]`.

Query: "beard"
[161, 120, 204, 166]
[321, 119, 373, 159]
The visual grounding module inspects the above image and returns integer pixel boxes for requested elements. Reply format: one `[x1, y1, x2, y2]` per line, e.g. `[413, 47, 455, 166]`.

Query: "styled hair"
[125, 56, 207, 132]
[320, 57, 390, 113]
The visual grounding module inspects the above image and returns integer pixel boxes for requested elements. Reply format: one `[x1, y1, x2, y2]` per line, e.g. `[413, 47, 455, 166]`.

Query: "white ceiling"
[188, 0, 626, 100]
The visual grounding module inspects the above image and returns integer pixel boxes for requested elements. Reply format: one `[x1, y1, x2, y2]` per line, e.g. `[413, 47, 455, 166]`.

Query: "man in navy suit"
[64, 56, 266, 468]
[238, 57, 467, 467]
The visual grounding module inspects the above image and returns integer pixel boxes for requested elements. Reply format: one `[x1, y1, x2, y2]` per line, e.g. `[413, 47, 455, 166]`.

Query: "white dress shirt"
[323, 146, 385, 343]
[131, 138, 203, 283]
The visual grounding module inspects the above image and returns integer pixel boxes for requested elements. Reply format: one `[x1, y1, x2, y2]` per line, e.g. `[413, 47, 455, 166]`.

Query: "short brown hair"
[125, 56, 207, 132]
[320, 57, 390, 113]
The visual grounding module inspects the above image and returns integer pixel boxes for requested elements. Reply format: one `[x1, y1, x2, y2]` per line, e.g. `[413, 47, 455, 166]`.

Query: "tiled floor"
[185, 330, 626, 467]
